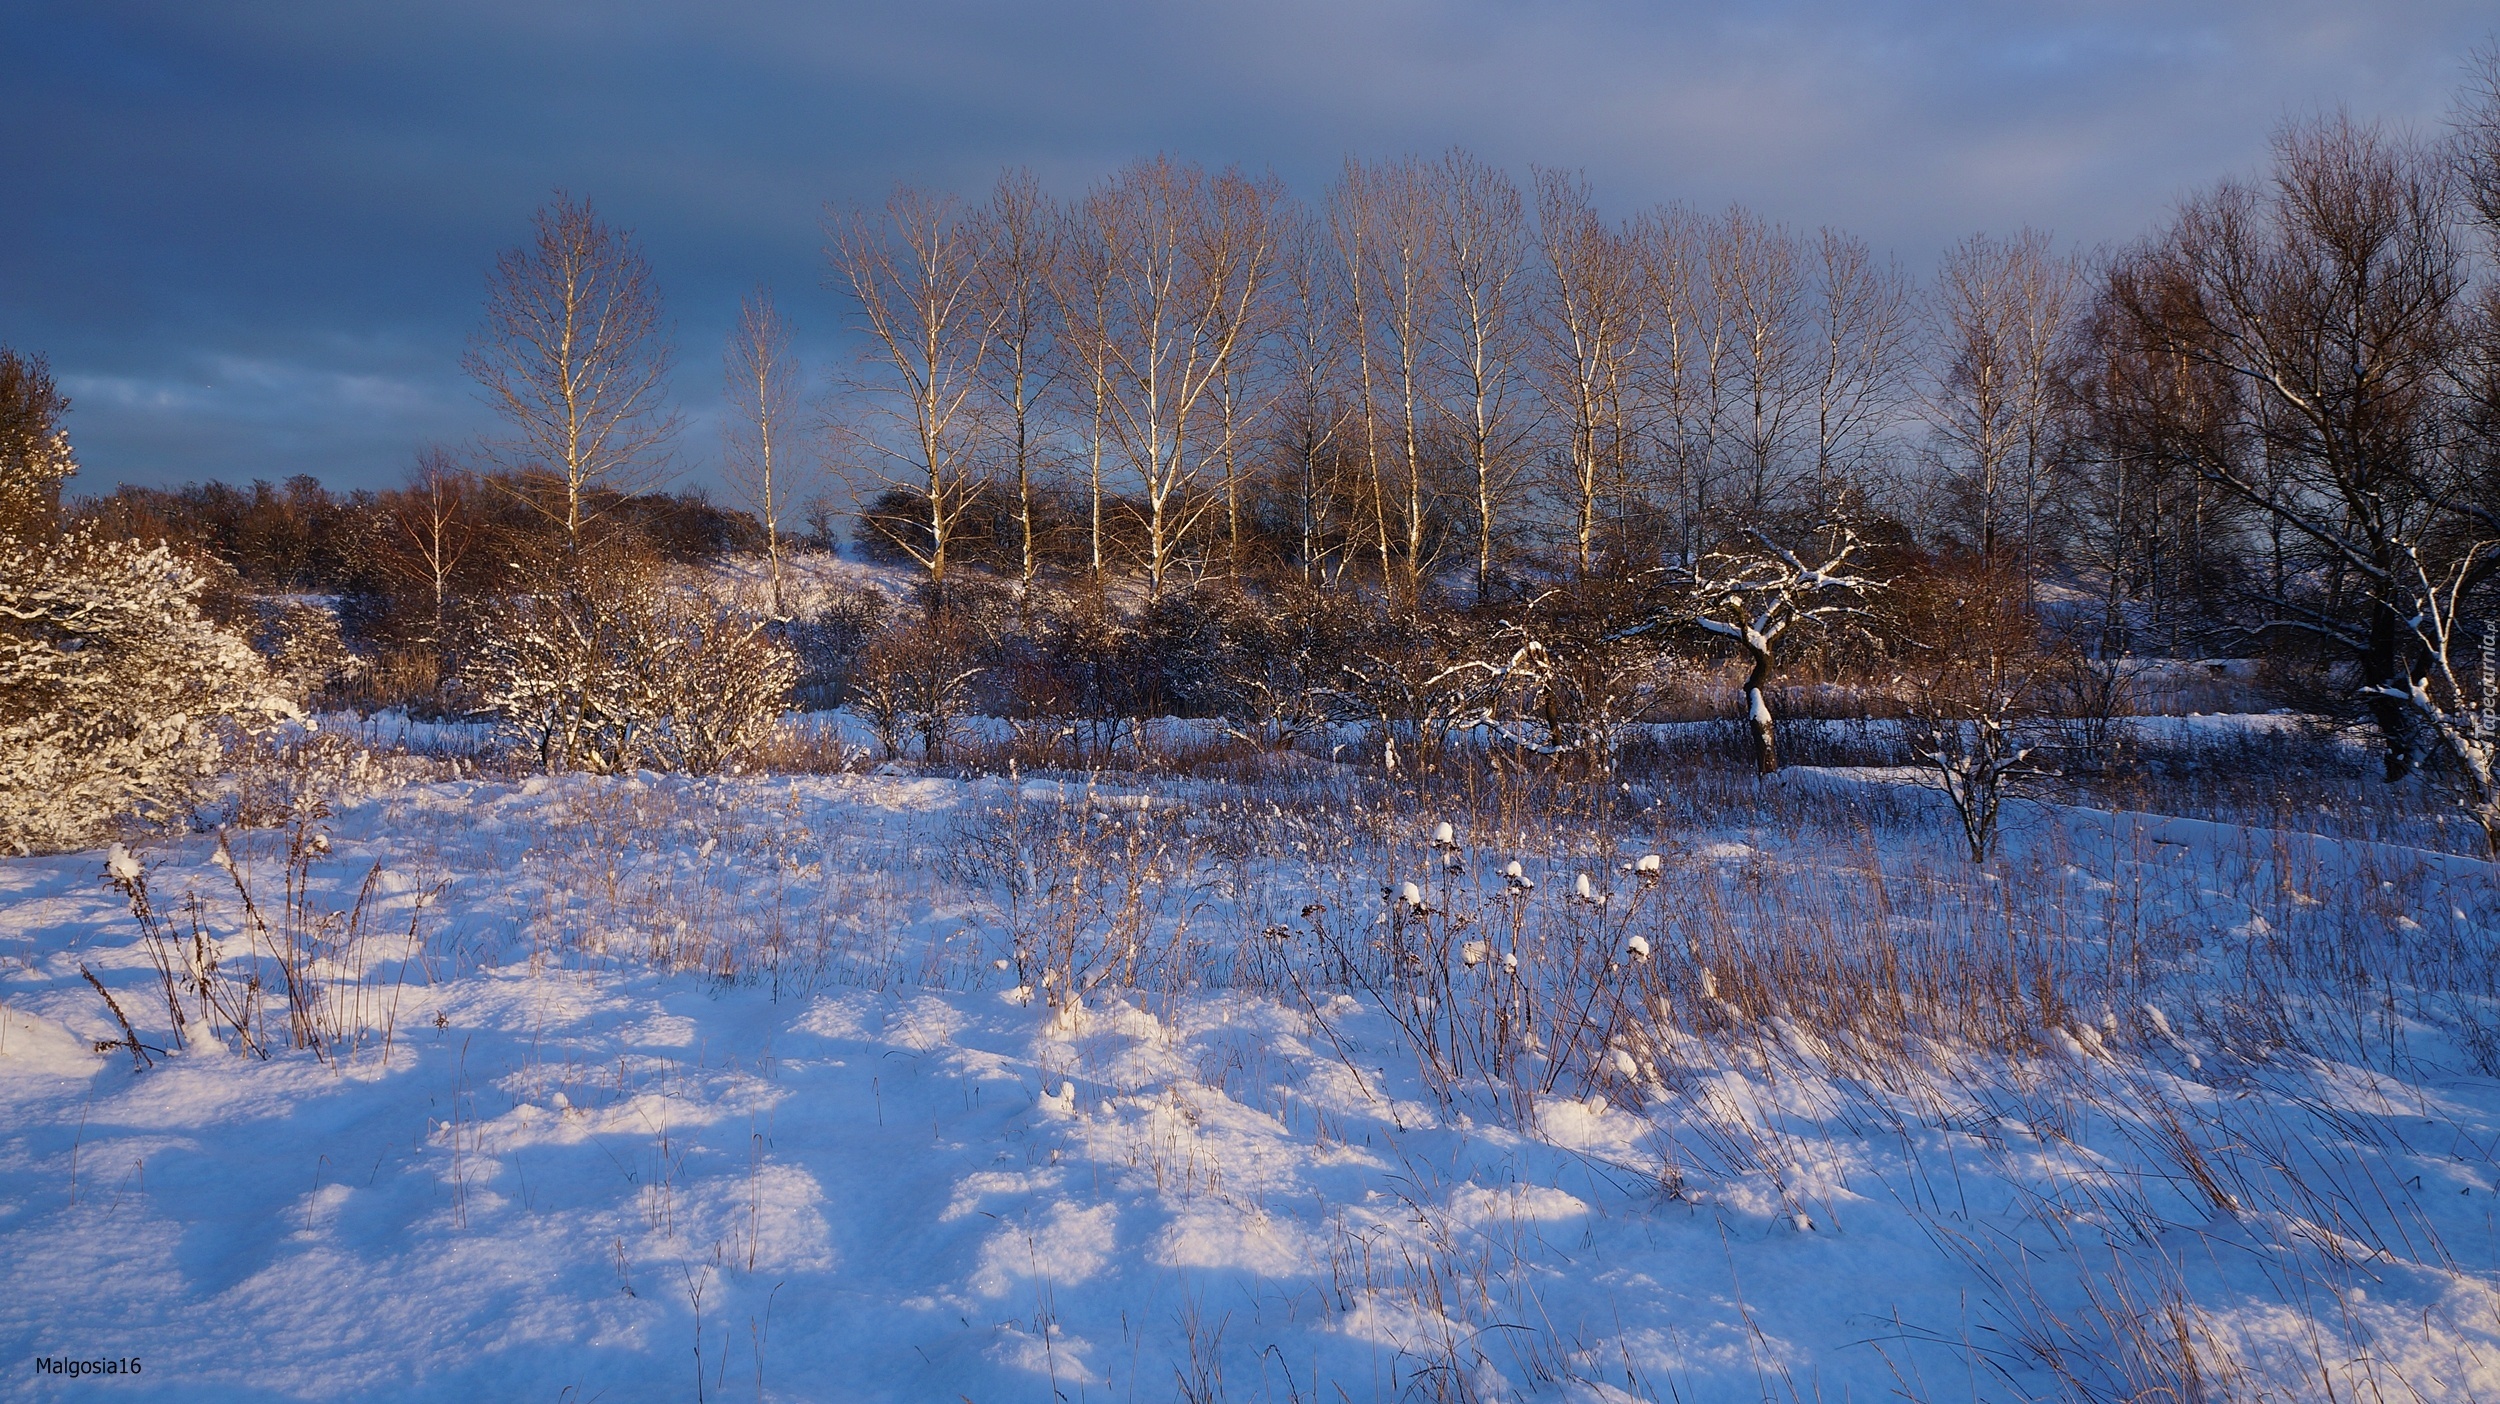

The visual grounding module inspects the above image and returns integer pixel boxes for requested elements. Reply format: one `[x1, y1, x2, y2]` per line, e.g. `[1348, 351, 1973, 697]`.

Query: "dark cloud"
[3, 0, 2489, 493]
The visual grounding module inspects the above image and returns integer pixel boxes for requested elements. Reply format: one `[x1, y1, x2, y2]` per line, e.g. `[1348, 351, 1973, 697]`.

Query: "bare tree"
[1055, 191, 1124, 579]
[1339, 158, 1445, 596]
[2097, 115, 2480, 777]
[1431, 151, 1532, 606]
[1270, 211, 1353, 583]
[974, 169, 1061, 584]
[1807, 229, 1914, 495]
[1633, 205, 1727, 564]
[1329, 160, 1394, 586]
[2060, 296, 2252, 653]
[1534, 173, 1648, 578]
[2456, 42, 2500, 241]
[1924, 229, 2080, 595]
[1089, 158, 1281, 597]
[1711, 209, 1810, 521]
[465, 192, 679, 558]
[1634, 521, 1883, 773]
[720, 288, 808, 616]
[370, 448, 483, 647]
[829, 185, 994, 611]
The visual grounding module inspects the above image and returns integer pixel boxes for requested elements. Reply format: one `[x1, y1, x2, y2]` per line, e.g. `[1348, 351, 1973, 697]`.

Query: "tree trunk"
[2364, 599, 2419, 781]
[1745, 647, 1778, 774]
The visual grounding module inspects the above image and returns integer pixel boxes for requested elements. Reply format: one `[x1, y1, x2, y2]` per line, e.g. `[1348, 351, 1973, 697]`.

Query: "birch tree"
[1534, 173, 1648, 577]
[720, 288, 808, 615]
[1431, 151, 1532, 606]
[1271, 211, 1353, 583]
[1710, 210, 1811, 521]
[1925, 228, 2080, 593]
[974, 169, 1061, 584]
[465, 193, 679, 558]
[1091, 158, 1280, 597]
[370, 448, 484, 648]
[1056, 191, 1124, 579]
[830, 185, 994, 612]
[1807, 229, 1913, 495]
[1339, 159, 1444, 595]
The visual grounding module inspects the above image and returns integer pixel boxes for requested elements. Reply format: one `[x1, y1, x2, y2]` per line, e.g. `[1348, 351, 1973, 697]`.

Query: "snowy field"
[5, 749, 2500, 1401]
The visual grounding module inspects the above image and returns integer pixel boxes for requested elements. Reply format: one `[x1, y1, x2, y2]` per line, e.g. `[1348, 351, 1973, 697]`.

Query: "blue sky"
[4, 0, 2491, 496]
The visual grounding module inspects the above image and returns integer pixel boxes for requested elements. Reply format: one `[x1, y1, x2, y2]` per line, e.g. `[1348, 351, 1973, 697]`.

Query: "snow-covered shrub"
[1444, 582, 1676, 780]
[1191, 584, 1368, 751]
[0, 531, 300, 853]
[643, 591, 798, 775]
[460, 577, 796, 776]
[459, 585, 646, 773]
[256, 599, 362, 708]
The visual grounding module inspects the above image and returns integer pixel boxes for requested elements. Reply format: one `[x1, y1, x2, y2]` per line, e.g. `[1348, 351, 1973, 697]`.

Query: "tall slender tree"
[974, 169, 1061, 585]
[1089, 158, 1280, 597]
[1431, 151, 1531, 606]
[1924, 229, 2080, 595]
[721, 288, 808, 615]
[465, 193, 679, 559]
[830, 185, 994, 612]
[1535, 173, 1647, 577]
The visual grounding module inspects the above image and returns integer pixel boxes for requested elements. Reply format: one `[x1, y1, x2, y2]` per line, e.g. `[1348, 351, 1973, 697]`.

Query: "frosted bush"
[461, 578, 797, 775]
[0, 532, 299, 852]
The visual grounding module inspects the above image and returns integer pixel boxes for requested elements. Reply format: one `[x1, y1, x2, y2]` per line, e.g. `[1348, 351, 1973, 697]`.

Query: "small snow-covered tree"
[0, 532, 300, 853]
[460, 583, 647, 774]
[1432, 586, 1673, 781]
[1915, 680, 2053, 863]
[1632, 521, 1881, 774]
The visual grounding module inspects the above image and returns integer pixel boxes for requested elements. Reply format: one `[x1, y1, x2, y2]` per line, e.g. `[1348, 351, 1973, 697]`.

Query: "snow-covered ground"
[5, 761, 2500, 1401]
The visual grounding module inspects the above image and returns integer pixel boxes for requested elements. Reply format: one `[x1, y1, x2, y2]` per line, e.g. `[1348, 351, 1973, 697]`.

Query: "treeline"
[822, 165, 2192, 641]
[61, 468, 776, 695]
[741, 84, 2500, 797]
[74, 470, 774, 596]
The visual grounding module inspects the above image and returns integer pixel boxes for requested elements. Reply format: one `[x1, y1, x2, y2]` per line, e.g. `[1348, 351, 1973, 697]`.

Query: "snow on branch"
[2364, 541, 2500, 853]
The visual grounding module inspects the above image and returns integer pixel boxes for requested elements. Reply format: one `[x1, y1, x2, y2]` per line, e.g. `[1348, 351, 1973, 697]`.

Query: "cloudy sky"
[4, 0, 2492, 497]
